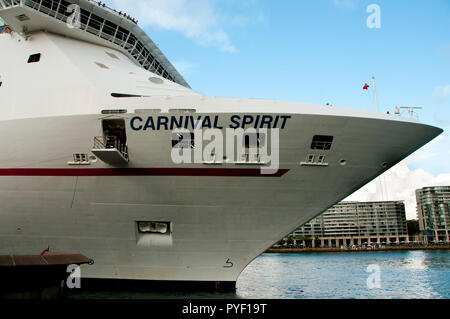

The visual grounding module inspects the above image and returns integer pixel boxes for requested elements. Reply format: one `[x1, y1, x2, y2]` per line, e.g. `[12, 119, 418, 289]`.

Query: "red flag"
[363, 83, 370, 90]
[40, 246, 49, 256]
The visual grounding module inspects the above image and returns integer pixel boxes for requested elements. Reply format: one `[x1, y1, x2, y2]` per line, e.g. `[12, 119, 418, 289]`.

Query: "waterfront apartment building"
[416, 186, 450, 243]
[290, 201, 408, 248]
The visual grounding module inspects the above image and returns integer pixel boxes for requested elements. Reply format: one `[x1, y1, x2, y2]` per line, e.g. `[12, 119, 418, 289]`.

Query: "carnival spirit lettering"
[130, 115, 291, 131]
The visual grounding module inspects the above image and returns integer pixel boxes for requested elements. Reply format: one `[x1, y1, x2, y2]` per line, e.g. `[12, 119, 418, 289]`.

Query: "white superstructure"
[0, 0, 443, 289]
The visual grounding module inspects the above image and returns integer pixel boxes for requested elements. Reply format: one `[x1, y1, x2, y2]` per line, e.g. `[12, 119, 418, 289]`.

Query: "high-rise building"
[291, 201, 408, 248]
[416, 186, 450, 243]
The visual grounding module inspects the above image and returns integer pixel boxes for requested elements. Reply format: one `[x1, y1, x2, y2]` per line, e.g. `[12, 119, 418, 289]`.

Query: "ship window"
[16, 14, 30, 22]
[307, 155, 315, 163]
[172, 132, 195, 149]
[149, 77, 164, 84]
[111, 93, 146, 98]
[73, 153, 89, 163]
[101, 109, 128, 115]
[27, 53, 41, 63]
[311, 135, 334, 150]
[106, 52, 119, 60]
[95, 62, 109, 69]
[137, 221, 170, 235]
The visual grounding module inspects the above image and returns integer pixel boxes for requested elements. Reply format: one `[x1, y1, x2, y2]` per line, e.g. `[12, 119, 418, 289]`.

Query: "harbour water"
[70, 250, 449, 299]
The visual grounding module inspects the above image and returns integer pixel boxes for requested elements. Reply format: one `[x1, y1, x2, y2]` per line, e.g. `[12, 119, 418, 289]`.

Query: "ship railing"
[17, 0, 184, 86]
[22, 0, 132, 48]
[0, 0, 22, 9]
[93, 136, 106, 150]
[93, 136, 128, 160]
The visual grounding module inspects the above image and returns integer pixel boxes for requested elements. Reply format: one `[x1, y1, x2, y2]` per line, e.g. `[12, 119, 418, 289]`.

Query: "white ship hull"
[0, 5, 442, 288]
[0, 113, 441, 285]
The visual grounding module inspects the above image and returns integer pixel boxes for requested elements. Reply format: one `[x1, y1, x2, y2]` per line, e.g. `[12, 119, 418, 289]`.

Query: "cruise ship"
[0, 0, 443, 290]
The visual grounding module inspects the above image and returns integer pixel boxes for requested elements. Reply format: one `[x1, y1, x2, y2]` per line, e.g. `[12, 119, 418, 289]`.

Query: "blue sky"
[106, 0, 449, 216]
[108, 0, 449, 117]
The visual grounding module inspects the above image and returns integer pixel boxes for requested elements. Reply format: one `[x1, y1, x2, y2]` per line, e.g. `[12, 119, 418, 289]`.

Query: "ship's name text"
[130, 115, 291, 131]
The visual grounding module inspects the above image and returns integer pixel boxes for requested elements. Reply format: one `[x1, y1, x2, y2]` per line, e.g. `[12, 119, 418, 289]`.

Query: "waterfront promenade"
[266, 244, 450, 253]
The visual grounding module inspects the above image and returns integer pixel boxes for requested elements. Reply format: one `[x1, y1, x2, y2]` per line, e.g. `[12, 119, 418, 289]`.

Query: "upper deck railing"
[0, 0, 190, 88]
[0, 1, 21, 9]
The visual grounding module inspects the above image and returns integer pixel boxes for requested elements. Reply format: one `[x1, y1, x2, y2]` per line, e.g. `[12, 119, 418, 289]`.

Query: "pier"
[0, 252, 92, 299]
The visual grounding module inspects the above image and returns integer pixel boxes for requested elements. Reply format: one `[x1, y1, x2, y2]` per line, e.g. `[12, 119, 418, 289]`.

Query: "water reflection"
[70, 250, 449, 299]
[403, 250, 428, 270]
[236, 250, 449, 299]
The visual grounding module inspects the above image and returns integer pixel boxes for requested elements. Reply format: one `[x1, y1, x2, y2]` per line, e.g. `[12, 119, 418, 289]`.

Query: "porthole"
[382, 162, 388, 169]
[149, 77, 164, 84]
[340, 159, 347, 166]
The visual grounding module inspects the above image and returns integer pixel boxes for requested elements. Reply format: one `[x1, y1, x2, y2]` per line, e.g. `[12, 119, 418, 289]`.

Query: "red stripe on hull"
[0, 168, 289, 177]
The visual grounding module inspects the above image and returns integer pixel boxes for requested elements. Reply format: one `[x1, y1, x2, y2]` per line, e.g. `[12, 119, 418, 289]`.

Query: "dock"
[0, 252, 92, 299]
[266, 245, 450, 254]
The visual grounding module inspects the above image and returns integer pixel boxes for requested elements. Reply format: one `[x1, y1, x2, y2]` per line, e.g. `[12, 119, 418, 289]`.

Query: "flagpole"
[371, 76, 379, 112]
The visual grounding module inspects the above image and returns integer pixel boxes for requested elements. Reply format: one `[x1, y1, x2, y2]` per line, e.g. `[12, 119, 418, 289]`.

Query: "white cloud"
[107, 0, 237, 52]
[346, 162, 450, 220]
[406, 131, 449, 169]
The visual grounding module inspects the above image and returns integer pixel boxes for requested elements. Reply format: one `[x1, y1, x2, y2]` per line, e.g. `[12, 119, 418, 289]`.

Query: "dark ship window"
[111, 93, 146, 98]
[311, 135, 334, 150]
[101, 109, 128, 114]
[27, 53, 41, 63]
